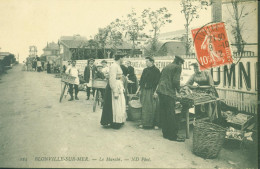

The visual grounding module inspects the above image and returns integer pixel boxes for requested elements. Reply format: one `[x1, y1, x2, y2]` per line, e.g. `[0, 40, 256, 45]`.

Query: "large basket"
[128, 99, 142, 121]
[92, 79, 107, 89]
[193, 120, 226, 159]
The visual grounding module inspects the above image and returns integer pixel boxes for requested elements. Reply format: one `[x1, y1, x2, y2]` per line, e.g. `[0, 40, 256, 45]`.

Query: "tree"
[122, 9, 147, 57]
[180, 0, 208, 55]
[226, 0, 256, 55]
[95, 28, 110, 58]
[107, 19, 124, 55]
[88, 39, 99, 58]
[142, 7, 172, 56]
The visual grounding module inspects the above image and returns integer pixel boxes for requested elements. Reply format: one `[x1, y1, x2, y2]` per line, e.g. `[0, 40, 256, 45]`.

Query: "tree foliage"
[180, 0, 208, 55]
[122, 9, 147, 57]
[226, 0, 256, 54]
[142, 7, 172, 56]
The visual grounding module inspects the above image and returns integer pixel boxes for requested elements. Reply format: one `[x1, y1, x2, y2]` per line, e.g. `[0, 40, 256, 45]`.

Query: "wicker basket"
[128, 99, 142, 121]
[193, 120, 226, 159]
[92, 79, 107, 89]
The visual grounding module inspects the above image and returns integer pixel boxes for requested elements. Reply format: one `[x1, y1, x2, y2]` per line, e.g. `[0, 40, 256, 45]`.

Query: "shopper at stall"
[84, 58, 97, 100]
[126, 61, 138, 94]
[136, 57, 160, 129]
[66, 60, 80, 101]
[100, 54, 127, 129]
[156, 56, 185, 142]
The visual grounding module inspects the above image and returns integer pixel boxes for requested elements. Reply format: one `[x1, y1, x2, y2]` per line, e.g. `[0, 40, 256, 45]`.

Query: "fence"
[216, 88, 258, 115]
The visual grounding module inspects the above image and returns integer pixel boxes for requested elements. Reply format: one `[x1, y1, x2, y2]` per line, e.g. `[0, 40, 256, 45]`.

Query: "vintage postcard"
[0, 0, 258, 168]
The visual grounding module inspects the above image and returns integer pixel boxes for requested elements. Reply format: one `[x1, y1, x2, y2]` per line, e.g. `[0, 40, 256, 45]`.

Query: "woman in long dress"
[100, 54, 127, 129]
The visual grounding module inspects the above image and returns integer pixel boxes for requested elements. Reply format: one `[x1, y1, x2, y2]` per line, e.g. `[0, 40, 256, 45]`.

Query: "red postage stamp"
[191, 22, 233, 70]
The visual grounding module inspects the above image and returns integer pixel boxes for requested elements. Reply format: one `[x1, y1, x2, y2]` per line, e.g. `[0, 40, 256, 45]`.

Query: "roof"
[60, 38, 137, 50]
[105, 41, 135, 50]
[158, 29, 186, 40]
[0, 52, 11, 56]
[60, 40, 88, 48]
[158, 41, 186, 56]
[43, 42, 59, 51]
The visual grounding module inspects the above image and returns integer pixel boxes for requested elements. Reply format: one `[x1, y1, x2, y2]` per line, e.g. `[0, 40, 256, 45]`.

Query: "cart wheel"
[60, 83, 67, 103]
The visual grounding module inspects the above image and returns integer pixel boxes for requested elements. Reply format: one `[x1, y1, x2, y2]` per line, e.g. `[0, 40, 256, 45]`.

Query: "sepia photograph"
[0, 0, 258, 168]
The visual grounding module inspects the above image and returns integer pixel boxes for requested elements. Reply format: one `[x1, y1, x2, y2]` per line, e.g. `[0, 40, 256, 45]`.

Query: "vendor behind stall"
[185, 62, 218, 121]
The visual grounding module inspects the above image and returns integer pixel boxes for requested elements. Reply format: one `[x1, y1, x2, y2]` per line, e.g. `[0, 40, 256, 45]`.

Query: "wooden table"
[183, 98, 222, 139]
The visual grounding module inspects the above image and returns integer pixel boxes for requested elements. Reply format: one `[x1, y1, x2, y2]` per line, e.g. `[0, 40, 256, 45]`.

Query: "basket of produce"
[226, 113, 254, 131]
[193, 120, 226, 159]
[128, 97, 142, 121]
[92, 79, 108, 89]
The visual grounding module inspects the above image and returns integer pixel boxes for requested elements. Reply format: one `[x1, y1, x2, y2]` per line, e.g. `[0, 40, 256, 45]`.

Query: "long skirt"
[100, 83, 127, 125]
[100, 84, 113, 125]
[140, 88, 160, 127]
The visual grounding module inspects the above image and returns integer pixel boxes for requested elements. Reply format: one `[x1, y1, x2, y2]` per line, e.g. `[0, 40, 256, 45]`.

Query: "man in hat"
[84, 58, 97, 100]
[156, 55, 185, 142]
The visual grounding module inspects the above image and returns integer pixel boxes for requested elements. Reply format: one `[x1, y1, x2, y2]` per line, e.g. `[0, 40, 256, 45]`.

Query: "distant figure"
[47, 62, 51, 73]
[37, 60, 42, 72]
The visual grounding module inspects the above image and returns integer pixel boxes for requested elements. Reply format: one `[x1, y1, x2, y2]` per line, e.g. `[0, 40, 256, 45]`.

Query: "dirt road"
[0, 65, 256, 168]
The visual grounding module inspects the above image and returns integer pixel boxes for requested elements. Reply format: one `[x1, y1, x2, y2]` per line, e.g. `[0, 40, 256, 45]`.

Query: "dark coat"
[84, 65, 97, 83]
[157, 61, 182, 98]
[139, 65, 161, 91]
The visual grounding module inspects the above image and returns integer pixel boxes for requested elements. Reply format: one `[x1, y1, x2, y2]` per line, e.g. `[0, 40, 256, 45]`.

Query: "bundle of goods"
[226, 127, 244, 141]
[226, 113, 254, 130]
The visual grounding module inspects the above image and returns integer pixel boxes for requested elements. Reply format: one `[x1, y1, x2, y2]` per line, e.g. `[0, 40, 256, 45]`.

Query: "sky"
[0, 0, 213, 62]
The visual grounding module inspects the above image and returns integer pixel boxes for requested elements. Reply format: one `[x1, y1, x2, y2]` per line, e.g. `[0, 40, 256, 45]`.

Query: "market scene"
[0, 0, 258, 168]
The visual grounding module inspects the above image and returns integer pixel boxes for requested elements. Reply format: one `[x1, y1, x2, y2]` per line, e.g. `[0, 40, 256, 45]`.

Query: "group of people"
[65, 54, 218, 142]
[25, 56, 44, 72]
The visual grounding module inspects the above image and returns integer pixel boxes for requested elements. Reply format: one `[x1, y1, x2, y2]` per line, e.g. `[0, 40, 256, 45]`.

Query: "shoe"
[86, 97, 90, 100]
[75, 96, 79, 100]
[68, 97, 74, 101]
[168, 137, 185, 142]
[138, 125, 143, 128]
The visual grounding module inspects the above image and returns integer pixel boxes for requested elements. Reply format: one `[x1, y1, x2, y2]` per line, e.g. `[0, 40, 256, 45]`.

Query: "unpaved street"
[0, 65, 255, 168]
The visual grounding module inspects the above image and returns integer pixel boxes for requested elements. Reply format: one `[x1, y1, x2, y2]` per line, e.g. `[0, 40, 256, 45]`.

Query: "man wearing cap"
[156, 55, 185, 142]
[84, 58, 97, 100]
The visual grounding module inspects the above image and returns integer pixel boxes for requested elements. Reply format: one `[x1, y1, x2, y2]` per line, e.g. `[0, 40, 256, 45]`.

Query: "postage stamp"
[191, 22, 233, 70]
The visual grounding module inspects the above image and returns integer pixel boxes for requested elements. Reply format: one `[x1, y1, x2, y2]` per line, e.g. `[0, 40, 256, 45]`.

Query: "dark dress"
[139, 65, 161, 127]
[127, 66, 137, 94]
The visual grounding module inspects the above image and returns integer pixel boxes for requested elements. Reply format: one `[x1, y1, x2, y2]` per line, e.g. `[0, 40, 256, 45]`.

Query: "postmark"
[191, 22, 233, 70]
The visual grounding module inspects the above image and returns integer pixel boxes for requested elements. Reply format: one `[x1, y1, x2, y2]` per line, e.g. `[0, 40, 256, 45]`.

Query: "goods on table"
[178, 92, 216, 108]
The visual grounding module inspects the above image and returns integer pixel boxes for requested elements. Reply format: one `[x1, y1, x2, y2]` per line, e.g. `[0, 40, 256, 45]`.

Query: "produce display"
[226, 127, 244, 140]
[227, 113, 252, 125]
[177, 87, 216, 108]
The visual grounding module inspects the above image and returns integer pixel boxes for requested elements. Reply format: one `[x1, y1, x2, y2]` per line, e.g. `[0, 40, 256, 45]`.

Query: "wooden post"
[185, 108, 190, 139]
